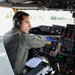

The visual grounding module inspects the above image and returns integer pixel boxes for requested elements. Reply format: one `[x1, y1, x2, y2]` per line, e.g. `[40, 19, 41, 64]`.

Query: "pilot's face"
[19, 15, 31, 33]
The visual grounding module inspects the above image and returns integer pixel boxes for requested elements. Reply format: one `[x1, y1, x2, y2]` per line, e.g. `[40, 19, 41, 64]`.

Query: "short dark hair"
[13, 11, 29, 28]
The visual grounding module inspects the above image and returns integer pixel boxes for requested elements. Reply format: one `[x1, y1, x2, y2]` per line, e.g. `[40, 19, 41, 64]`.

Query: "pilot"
[3, 11, 46, 75]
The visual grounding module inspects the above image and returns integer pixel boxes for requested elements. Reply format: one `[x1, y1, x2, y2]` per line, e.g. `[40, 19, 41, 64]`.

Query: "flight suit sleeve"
[23, 33, 46, 48]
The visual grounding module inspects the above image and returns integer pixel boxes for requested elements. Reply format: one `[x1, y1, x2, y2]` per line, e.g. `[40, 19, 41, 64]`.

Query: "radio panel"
[60, 24, 75, 55]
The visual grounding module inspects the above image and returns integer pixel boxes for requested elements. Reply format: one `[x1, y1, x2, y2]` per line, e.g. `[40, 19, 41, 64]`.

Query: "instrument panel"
[29, 25, 75, 75]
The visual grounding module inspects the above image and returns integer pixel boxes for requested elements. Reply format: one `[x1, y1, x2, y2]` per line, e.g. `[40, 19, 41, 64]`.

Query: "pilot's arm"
[22, 33, 46, 49]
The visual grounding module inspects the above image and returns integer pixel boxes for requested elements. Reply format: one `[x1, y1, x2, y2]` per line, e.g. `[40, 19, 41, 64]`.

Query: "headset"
[13, 12, 24, 28]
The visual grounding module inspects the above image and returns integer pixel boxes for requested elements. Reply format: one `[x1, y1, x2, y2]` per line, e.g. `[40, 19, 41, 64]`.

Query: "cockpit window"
[24, 10, 73, 27]
[0, 8, 73, 36]
[0, 7, 14, 36]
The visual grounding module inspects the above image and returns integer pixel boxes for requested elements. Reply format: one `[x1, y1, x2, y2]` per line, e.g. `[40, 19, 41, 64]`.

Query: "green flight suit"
[3, 27, 46, 74]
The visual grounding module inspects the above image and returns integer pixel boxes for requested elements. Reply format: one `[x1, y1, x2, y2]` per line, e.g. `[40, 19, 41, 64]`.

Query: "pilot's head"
[13, 11, 31, 33]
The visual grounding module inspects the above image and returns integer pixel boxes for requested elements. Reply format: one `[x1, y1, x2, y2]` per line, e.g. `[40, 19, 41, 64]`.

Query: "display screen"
[46, 37, 53, 45]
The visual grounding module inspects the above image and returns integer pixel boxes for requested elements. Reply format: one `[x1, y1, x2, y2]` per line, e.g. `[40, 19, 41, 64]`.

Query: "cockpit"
[0, 0, 75, 75]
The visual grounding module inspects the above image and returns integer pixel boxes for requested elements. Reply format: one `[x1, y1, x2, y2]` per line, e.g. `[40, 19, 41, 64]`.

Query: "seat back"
[0, 38, 15, 75]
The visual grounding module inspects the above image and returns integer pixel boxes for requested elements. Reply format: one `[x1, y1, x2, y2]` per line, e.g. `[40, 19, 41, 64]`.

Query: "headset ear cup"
[14, 18, 20, 28]
[16, 20, 20, 28]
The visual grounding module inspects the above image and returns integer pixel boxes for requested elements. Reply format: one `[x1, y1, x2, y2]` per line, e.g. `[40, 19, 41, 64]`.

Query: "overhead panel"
[36, 0, 75, 10]
[0, 0, 75, 10]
